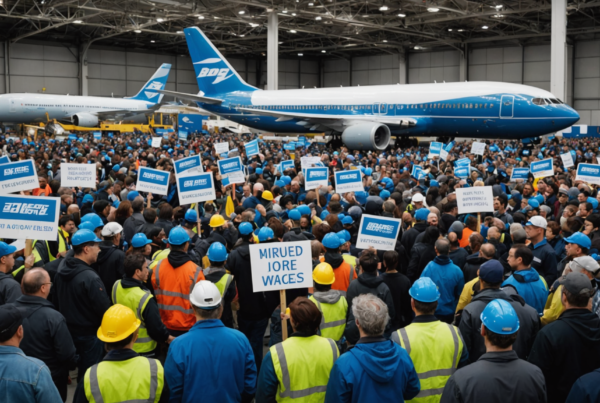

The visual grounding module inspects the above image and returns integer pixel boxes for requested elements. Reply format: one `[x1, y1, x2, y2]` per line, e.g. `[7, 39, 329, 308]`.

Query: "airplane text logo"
[195, 58, 233, 84]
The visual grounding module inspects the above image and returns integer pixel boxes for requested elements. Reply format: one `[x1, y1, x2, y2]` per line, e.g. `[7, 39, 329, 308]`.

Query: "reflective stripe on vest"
[342, 255, 357, 285]
[214, 273, 233, 297]
[112, 280, 156, 352]
[309, 296, 347, 341]
[88, 357, 160, 403]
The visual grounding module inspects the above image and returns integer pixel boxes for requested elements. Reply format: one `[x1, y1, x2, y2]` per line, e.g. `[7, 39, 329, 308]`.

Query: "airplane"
[0, 63, 172, 128]
[157, 27, 580, 151]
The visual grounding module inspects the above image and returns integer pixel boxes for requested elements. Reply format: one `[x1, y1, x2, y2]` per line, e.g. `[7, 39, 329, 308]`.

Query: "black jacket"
[344, 271, 396, 345]
[92, 241, 125, 297]
[123, 212, 145, 245]
[0, 271, 21, 305]
[529, 240, 559, 286]
[449, 248, 469, 271]
[441, 351, 546, 403]
[154, 218, 174, 238]
[406, 242, 436, 283]
[203, 268, 237, 328]
[528, 309, 600, 403]
[462, 253, 490, 283]
[54, 256, 112, 336]
[400, 222, 427, 259]
[382, 272, 413, 330]
[195, 229, 236, 260]
[12, 295, 77, 377]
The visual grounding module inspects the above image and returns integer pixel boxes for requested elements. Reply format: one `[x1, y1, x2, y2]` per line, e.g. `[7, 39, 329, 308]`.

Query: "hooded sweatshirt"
[92, 240, 125, 297]
[421, 255, 464, 316]
[325, 339, 420, 403]
[502, 267, 548, 315]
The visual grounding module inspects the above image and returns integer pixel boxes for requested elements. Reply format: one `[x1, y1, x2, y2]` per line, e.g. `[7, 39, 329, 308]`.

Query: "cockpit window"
[532, 98, 546, 105]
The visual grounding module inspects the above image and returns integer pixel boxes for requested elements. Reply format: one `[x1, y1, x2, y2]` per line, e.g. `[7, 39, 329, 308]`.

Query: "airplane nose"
[567, 107, 580, 125]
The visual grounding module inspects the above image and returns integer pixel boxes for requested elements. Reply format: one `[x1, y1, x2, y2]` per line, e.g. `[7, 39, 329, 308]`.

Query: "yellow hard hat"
[209, 214, 226, 228]
[262, 190, 274, 201]
[97, 304, 140, 343]
[253, 234, 259, 244]
[312, 262, 335, 285]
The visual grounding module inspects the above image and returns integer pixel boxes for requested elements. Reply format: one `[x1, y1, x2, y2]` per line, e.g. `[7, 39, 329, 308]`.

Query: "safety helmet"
[97, 304, 141, 343]
[262, 190, 274, 201]
[342, 216, 354, 225]
[184, 209, 198, 223]
[297, 205, 311, 216]
[131, 233, 152, 248]
[480, 299, 520, 335]
[238, 222, 254, 235]
[320, 210, 330, 220]
[101, 222, 123, 237]
[281, 175, 292, 185]
[81, 213, 104, 228]
[258, 227, 274, 242]
[71, 229, 102, 246]
[409, 277, 441, 303]
[365, 168, 373, 176]
[209, 215, 226, 228]
[313, 262, 335, 285]
[78, 221, 98, 232]
[190, 280, 222, 309]
[256, 168, 263, 175]
[167, 227, 190, 246]
[207, 242, 228, 262]
[322, 233, 342, 249]
[337, 230, 351, 244]
[289, 209, 302, 221]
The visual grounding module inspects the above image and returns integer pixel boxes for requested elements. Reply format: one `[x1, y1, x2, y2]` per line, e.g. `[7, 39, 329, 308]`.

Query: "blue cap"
[72, 229, 102, 246]
[365, 168, 373, 176]
[320, 210, 330, 220]
[342, 216, 354, 225]
[112, 164, 120, 172]
[289, 209, 302, 221]
[409, 277, 440, 303]
[587, 197, 599, 210]
[207, 242, 228, 262]
[131, 233, 152, 248]
[338, 213, 345, 221]
[81, 213, 104, 229]
[238, 222, 254, 235]
[256, 168, 263, 175]
[297, 205, 311, 216]
[184, 209, 198, 223]
[480, 299, 520, 335]
[479, 260, 505, 284]
[322, 233, 342, 249]
[258, 227, 275, 242]
[281, 176, 292, 185]
[82, 194, 94, 204]
[0, 242, 17, 258]
[127, 191, 140, 202]
[275, 180, 286, 187]
[168, 227, 191, 245]
[337, 230, 351, 243]
[415, 208, 430, 221]
[565, 232, 592, 249]
[380, 190, 390, 200]
[430, 180, 439, 188]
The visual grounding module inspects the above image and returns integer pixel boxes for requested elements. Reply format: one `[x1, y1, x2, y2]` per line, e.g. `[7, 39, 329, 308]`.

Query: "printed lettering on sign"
[510, 168, 530, 182]
[218, 157, 244, 177]
[136, 167, 169, 195]
[0, 160, 39, 195]
[174, 155, 203, 176]
[456, 187, 495, 215]
[305, 167, 328, 190]
[61, 163, 97, 188]
[576, 163, 600, 185]
[0, 195, 60, 240]
[176, 172, 216, 204]
[250, 241, 313, 292]
[530, 159, 554, 179]
[356, 215, 402, 251]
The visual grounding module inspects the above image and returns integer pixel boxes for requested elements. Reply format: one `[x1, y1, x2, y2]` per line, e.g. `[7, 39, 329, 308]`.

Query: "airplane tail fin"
[184, 27, 258, 96]
[126, 63, 172, 103]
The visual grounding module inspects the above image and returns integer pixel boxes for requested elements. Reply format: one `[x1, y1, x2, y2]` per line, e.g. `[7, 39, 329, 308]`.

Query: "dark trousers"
[51, 371, 68, 402]
[238, 317, 269, 374]
[72, 334, 104, 403]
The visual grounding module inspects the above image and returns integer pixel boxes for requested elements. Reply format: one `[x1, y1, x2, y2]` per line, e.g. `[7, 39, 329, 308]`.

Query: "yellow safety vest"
[270, 335, 338, 402]
[149, 249, 170, 270]
[308, 295, 348, 341]
[342, 254, 359, 275]
[214, 272, 234, 297]
[84, 356, 164, 403]
[112, 280, 157, 353]
[392, 321, 464, 403]
[14, 229, 68, 279]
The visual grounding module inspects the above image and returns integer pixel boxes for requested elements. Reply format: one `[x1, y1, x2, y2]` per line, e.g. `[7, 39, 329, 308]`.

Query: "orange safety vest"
[151, 259, 205, 332]
[319, 256, 357, 293]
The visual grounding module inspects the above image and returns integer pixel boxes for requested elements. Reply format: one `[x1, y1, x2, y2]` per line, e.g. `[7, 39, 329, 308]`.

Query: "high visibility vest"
[319, 257, 356, 293]
[342, 254, 359, 273]
[308, 295, 348, 341]
[149, 249, 170, 270]
[112, 280, 157, 353]
[213, 272, 234, 297]
[151, 259, 205, 331]
[84, 356, 163, 403]
[14, 229, 68, 279]
[391, 321, 464, 403]
[270, 335, 338, 402]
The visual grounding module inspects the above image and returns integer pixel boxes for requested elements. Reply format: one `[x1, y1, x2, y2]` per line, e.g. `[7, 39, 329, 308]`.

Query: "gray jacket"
[123, 212, 145, 245]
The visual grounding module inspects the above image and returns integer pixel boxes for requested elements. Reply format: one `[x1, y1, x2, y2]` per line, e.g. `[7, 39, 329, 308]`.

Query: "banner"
[136, 167, 170, 195]
[178, 130, 188, 140]
[214, 142, 229, 155]
[0, 156, 10, 165]
[429, 142, 442, 156]
[250, 240, 312, 292]
[456, 187, 494, 214]
[151, 137, 162, 148]
[245, 139, 259, 157]
[471, 141, 486, 155]
[0, 160, 39, 194]
[530, 159, 554, 179]
[335, 170, 363, 193]
[304, 167, 329, 190]
[455, 166, 470, 179]
[560, 152, 574, 169]
[176, 172, 216, 205]
[510, 168, 530, 181]
[0, 194, 60, 240]
[356, 214, 402, 251]
[576, 163, 600, 185]
[218, 156, 245, 184]
[284, 143, 296, 151]
[61, 163, 97, 188]
[455, 158, 471, 167]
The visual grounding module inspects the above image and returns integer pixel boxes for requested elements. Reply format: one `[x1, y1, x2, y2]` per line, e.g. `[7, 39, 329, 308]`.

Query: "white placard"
[136, 167, 170, 195]
[456, 186, 495, 215]
[61, 163, 97, 188]
[173, 155, 203, 177]
[0, 194, 60, 240]
[0, 160, 39, 194]
[301, 156, 322, 169]
[9, 239, 26, 252]
[560, 152, 574, 168]
[471, 141, 486, 156]
[440, 149, 449, 161]
[250, 240, 312, 292]
[176, 172, 216, 205]
[151, 137, 162, 148]
[356, 214, 402, 251]
[215, 142, 230, 155]
[304, 167, 329, 190]
[334, 170, 364, 193]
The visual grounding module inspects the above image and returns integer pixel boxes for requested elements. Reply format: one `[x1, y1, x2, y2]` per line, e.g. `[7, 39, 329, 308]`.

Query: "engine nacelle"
[341, 123, 391, 151]
[72, 113, 99, 127]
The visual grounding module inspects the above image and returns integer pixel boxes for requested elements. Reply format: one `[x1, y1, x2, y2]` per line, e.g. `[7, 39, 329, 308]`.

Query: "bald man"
[242, 182, 264, 209]
[13, 269, 77, 401]
[463, 241, 496, 283]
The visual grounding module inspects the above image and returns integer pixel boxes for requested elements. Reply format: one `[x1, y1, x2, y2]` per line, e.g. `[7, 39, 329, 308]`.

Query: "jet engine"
[341, 123, 391, 151]
[72, 113, 99, 127]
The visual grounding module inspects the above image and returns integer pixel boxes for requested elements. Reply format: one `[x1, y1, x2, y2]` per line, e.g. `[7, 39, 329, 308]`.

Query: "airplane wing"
[156, 90, 223, 105]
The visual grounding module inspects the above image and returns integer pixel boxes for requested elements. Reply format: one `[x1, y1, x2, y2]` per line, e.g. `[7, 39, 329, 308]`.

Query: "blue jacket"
[529, 239, 559, 286]
[566, 368, 600, 403]
[242, 196, 261, 210]
[325, 339, 420, 403]
[0, 345, 62, 403]
[502, 268, 548, 315]
[165, 319, 257, 403]
[421, 256, 465, 316]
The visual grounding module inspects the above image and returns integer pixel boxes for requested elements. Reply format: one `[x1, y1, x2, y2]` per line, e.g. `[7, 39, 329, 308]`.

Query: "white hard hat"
[412, 193, 425, 203]
[189, 281, 222, 309]
[101, 222, 123, 237]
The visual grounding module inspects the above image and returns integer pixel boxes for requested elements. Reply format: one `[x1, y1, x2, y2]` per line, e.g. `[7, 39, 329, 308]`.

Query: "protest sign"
[151, 137, 162, 148]
[471, 142, 486, 155]
[0, 160, 39, 194]
[215, 142, 229, 155]
[576, 163, 600, 185]
[445, 141, 455, 152]
[245, 139, 259, 157]
[440, 149, 449, 161]
[178, 130, 188, 140]
[456, 187, 494, 215]
[0, 194, 60, 240]
[510, 168, 530, 181]
[250, 240, 312, 292]
[280, 160, 295, 172]
[356, 215, 402, 251]
[93, 132, 102, 140]
[454, 166, 470, 179]
[455, 158, 471, 167]
[411, 165, 423, 178]
[218, 156, 245, 184]
[301, 156, 321, 169]
[176, 172, 216, 205]
[173, 155, 203, 177]
[61, 163, 97, 188]
[530, 159, 554, 179]
[429, 142, 442, 157]
[0, 156, 10, 165]
[561, 152, 574, 169]
[304, 167, 329, 190]
[284, 143, 296, 151]
[137, 167, 170, 195]
[335, 170, 363, 193]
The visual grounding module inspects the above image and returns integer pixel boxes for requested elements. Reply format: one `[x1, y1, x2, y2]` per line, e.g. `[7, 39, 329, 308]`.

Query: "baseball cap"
[412, 193, 425, 203]
[0, 242, 17, 258]
[101, 222, 123, 237]
[479, 260, 504, 284]
[562, 272, 597, 297]
[570, 256, 600, 274]
[565, 232, 592, 250]
[525, 216, 547, 229]
[127, 191, 140, 202]
[342, 216, 354, 225]
[0, 305, 23, 342]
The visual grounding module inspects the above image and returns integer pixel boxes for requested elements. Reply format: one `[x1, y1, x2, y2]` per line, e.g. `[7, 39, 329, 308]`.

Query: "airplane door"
[500, 95, 514, 118]
[9, 99, 16, 113]
[373, 103, 388, 115]
[380, 103, 388, 115]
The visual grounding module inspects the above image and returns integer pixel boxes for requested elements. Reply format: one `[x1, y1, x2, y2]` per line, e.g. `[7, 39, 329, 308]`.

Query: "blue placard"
[511, 168, 530, 181]
[455, 158, 471, 167]
[0, 156, 9, 165]
[0, 194, 60, 241]
[445, 141, 455, 152]
[305, 167, 329, 190]
[178, 130, 188, 140]
[455, 166, 470, 179]
[284, 143, 296, 151]
[176, 172, 216, 204]
[356, 214, 402, 251]
[530, 159, 553, 177]
[68, 134, 77, 140]
[0, 160, 37, 190]
[93, 132, 102, 140]
[174, 155, 202, 175]
[280, 160, 295, 172]
[137, 167, 170, 195]
[245, 139, 259, 157]
[335, 170, 363, 193]
[523, 150, 530, 156]
[218, 157, 243, 176]
[576, 163, 600, 184]
[411, 165, 423, 178]
[429, 142, 442, 155]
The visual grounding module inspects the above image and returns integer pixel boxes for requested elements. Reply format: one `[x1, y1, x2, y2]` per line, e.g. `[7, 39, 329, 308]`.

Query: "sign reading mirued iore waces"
[250, 240, 312, 292]
[356, 214, 402, 251]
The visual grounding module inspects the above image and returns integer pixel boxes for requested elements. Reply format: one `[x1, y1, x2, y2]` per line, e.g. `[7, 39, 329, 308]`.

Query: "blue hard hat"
[168, 227, 190, 246]
[380, 190, 390, 200]
[415, 208, 430, 221]
[275, 180, 286, 187]
[258, 227, 275, 242]
[81, 213, 104, 229]
[184, 209, 198, 223]
[338, 213, 345, 221]
[127, 191, 140, 202]
[207, 242, 228, 262]
[528, 199, 540, 209]
[238, 222, 254, 235]
[289, 209, 302, 221]
[342, 216, 354, 225]
[281, 176, 292, 185]
[364, 168, 373, 176]
[409, 277, 440, 303]
[72, 229, 102, 246]
[535, 194, 545, 204]
[587, 197, 599, 210]
[337, 230, 351, 243]
[322, 233, 342, 249]
[297, 205, 311, 216]
[565, 232, 592, 249]
[82, 194, 94, 204]
[256, 168, 263, 175]
[0, 242, 17, 258]
[131, 233, 152, 248]
[480, 299, 520, 335]
[320, 210, 330, 220]
[112, 164, 120, 172]
[78, 221, 98, 231]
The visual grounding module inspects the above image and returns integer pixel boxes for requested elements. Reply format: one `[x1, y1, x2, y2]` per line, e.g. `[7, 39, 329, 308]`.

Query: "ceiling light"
[239, 34, 245, 37]
[315, 16, 322, 20]
[382, 39, 388, 43]
[290, 30, 297, 33]
[414, 46, 421, 49]
[482, 25, 488, 29]
[308, 2, 314, 5]
[292, 13, 296, 16]
[397, 13, 406, 17]
[278, 41, 283, 44]
[494, 4, 503, 8]
[73, 20, 83, 24]
[238, 10, 245, 14]
[177, 30, 183, 34]
[298, 53, 303, 56]
[448, 28, 453, 31]
[250, 22, 259, 27]
[197, 15, 204, 19]
[151, 40, 156, 43]
[282, 9, 288, 13]
[134, 29, 142, 33]
[321, 50, 326, 53]
[427, 7, 440, 12]
[457, 28, 464, 32]
[492, 14, 504, 17]
[379, 5, 389, 11]
[156, 18, 164, 22]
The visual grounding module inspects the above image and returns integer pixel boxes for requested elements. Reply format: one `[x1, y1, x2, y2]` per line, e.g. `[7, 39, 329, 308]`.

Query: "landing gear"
[327, 133, 344, 150]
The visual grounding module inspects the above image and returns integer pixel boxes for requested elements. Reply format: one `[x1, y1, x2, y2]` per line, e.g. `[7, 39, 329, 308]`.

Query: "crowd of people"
[0, 128, 600, 403]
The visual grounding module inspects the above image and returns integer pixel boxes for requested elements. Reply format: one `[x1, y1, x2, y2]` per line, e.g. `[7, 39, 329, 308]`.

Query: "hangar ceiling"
[1, 0, 600, 58]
